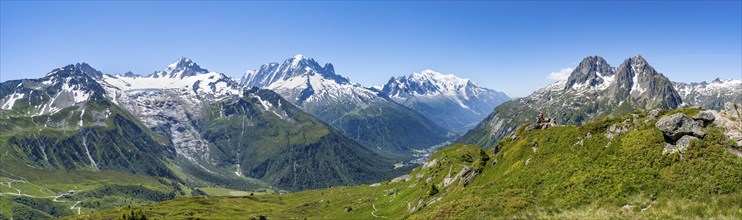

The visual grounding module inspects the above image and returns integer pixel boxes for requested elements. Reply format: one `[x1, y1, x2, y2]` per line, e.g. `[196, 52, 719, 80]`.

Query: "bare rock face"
[655, 113, 706, 140]
[713, 103, 742, 146]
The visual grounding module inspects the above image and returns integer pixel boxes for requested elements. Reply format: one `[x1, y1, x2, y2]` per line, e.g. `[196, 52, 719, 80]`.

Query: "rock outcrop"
[524, 118, 558, 131]
[656, 113, 707, 140]
[656, 112, 711, 155]
[712, 103, 742, 146]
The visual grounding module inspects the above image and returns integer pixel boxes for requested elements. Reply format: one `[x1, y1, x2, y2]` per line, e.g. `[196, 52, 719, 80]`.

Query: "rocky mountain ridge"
[240, 55, 449, 156]
[458, 55, 683, 148]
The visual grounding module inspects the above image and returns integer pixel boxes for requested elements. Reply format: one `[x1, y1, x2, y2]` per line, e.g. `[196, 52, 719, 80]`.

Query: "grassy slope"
[77, 108, 742, 219]
[0, 156, 185, 219]
[0, 97, 184, 219]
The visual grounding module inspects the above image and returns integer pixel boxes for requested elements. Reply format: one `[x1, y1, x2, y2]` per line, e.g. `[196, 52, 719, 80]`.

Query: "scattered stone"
[622, 204, 634, 210]
[525, 158, 531, 165]
[727, 147, 742, 157]
[632, 114, 640, 124]
[641, 201, 656, 212]
[655, 113, 706, 140]
[648, 109, 662, 119]
[585, 132, 592, 138]
[574, 139, 584, 146]
[604, 124, 628, 139]
[462, 170, 478, 187]
[663, 135, 698, 155]
[391, 175, 412, 183]
[605, 131, 614, 139]
[531, 141, 538, 152]
[423, 159, 438, 169]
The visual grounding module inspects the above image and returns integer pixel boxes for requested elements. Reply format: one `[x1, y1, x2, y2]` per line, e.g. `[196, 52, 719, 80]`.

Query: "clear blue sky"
[1, 1, 740, 97]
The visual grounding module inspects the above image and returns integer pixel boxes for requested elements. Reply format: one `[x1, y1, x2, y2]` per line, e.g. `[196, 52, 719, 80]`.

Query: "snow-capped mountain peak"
[564, 56, 615, 91]
[154, 56, 210, 79]
[383, 69, 487, 99]
[381, 69, 510, 132]
[240, 55, 351, 98]
[2, 63, 105, 115]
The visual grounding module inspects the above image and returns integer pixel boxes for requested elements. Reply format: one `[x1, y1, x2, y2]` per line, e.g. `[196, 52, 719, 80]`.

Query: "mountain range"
[1, 54, 739, 219]
[380, 69, 510, 133]
[1, 59, 412, 195]
[674, 78, 742, 110]
[457, 55, 740, 148]
[240, 55, 509, 158]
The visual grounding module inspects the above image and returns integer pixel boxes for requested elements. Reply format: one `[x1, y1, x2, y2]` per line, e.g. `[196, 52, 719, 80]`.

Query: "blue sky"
[1, 1, 740, 97]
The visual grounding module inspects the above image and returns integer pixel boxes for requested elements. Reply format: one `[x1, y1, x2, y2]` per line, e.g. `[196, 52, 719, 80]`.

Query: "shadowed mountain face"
[458, 55, 682, 148]
[241, 55, 449, 157]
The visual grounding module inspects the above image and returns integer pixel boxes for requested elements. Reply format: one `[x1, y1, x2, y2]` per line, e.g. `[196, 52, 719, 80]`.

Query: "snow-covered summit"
[239, 55, 449, 151]
[99, 57, 246, 162]
[381, 69, 510, 132]
[2, 63, 105, 115]
[102, 57, 240, 98]
[240, 55, 366, 105]
[382, 69, 483, 99]
[241, 54, 348, 90]
[151, 57, 210, 79]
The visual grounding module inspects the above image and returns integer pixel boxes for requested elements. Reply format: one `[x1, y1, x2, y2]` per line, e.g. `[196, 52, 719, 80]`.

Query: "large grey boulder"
[655, 113, 706, 140]
[693, 110, 716, 125]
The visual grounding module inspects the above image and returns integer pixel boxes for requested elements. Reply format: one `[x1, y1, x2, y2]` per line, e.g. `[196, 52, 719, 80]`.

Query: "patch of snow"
[1, 93, 24, 110]
[78, 108, 85, 127]
[630, 67, 646, 95]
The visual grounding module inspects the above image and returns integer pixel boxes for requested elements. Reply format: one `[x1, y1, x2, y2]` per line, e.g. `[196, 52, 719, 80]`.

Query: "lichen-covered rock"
[713, 102, 742, 146]
[724, 102, 741, 117]
[663, 135, 698, 155]
[655, 113, 706, 140]
[648, 109, 662, 119]
[605, 124, 628, 139]
[693, 110, 716, 125]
